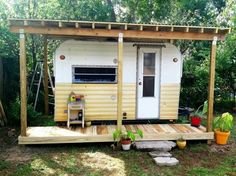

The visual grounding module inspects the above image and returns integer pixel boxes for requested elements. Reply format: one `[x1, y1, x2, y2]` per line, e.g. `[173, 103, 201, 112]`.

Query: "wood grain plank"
[85, 126, 94, 135]
[198, 125, 206, 132]
[161, 124, 177, 133]
[121, 125, 126, 132]
[169, 124, 182, 133]
[125, 125, 132, 131]
[97, 125, 108, 135]
[143, 125, 157, 133]
[136, 125, 146, 133]
[107, 125, 116, 134]
[173, 125, 188, 133]
[183, 124, 203, 133]
[145, 125, 159, 133]
[129, 125, 138, 133]
[177, 125, 193, 133]
[152, 124, 165, 133]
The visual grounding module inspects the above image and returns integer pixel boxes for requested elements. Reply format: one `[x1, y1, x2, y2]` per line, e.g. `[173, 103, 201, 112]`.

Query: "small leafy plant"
[113, 129, 143, 143]
[213, 112, 234, 132]
[192, 101, 208, 118]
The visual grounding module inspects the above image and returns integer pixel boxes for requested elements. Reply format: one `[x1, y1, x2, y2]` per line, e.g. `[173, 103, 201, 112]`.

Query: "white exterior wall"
[161, 43, 182, 84]
[54, 40, 136, 84]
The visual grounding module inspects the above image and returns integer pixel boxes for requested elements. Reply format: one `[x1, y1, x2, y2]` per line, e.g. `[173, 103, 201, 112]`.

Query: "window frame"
[72, 65, 118, 84]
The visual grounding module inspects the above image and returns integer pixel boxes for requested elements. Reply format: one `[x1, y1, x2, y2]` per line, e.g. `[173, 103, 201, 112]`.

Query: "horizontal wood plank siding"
[54, 83, 136, 121]
[160, 83, 180, 119]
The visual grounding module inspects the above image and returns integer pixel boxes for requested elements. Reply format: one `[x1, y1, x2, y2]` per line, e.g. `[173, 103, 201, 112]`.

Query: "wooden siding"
[54, 83, 136, 121]
[160, 83, 180, 119]
[18, 124, 214, 144]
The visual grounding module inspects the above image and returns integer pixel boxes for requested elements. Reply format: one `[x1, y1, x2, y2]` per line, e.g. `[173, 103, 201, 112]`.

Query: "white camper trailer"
[54, 40, 182, 122]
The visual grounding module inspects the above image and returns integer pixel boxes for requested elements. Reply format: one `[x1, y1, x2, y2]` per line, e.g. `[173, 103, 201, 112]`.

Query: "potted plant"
[213, 112, 234, 145]
[190, 101, 208, 127]
[113, 129, 143, 151]
[176, 136, 187, 149]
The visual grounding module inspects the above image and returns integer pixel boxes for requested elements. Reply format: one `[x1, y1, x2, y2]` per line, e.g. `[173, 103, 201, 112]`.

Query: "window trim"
[72, 65, 117, 84]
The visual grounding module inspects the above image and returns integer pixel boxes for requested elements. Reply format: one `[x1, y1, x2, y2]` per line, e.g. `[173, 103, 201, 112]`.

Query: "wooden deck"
[18, 124, 214, 144]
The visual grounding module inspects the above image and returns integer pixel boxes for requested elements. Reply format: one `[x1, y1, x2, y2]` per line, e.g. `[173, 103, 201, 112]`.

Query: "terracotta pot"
[121, 138, 131, 150]
[215, 130, 230, 145]
[191, 116, 201, 127]
[176, 140, 187, 149]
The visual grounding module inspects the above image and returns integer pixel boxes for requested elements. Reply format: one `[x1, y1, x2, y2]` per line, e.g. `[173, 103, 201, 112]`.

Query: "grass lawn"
[0, 115, 235, 176]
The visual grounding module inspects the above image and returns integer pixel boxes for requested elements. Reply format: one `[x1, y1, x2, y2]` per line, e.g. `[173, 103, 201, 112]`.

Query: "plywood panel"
[54, 83, 136, 121]
[160, 84, 180, 120]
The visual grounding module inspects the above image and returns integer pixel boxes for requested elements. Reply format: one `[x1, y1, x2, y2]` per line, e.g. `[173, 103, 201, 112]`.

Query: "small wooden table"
[67, 101, 85, 128]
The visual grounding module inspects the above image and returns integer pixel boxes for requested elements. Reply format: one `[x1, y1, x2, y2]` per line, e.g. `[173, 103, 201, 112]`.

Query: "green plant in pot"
[113, 129, 143, 150]
[213, 112, 234, 145]
[190, 101, 208, 127]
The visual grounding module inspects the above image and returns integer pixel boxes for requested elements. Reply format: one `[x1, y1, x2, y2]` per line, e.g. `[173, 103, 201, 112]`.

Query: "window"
[72, 66, 117, 83]
[143, 53, 156, 97]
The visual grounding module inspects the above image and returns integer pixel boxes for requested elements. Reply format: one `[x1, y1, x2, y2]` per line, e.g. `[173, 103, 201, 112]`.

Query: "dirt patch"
[3, 146, 32, 163]
[209, 141, 236, 153]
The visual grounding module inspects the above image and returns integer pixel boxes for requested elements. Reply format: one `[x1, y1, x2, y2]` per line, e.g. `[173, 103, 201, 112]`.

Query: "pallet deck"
[18, 124, 214, 144]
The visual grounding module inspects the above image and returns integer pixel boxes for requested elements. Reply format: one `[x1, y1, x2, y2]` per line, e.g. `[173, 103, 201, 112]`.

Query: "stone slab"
[135, 141, 176, 151]
[149, 151, 172, 158]
[153, 157, 179, 166]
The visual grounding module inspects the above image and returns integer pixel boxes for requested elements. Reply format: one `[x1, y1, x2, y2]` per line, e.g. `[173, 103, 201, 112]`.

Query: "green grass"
[0, 114, 235, 176]
[0, 160, 10, 170]
[188, 156, 236, 176]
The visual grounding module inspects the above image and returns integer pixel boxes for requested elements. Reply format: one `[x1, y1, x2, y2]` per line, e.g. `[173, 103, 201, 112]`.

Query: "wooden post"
[43, 37, 49, 115]
[19, 29, 27, 136]
[207, 36, 217, 136]
[117, 33, 123, 130]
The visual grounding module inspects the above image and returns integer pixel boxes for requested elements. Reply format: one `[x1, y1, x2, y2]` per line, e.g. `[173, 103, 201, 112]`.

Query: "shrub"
[7, 96, 41, 126]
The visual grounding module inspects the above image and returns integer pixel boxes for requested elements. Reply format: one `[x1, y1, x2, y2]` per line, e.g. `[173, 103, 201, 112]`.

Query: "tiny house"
[9, 19, 230, 144]
[54, 40, 182, 122]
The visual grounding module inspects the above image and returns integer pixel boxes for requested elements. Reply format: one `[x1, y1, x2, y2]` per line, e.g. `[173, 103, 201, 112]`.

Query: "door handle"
[139, 82, 142, 85]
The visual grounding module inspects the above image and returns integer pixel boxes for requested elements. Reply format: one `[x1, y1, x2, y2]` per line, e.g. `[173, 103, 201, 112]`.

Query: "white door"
[137, 48, 160, 119]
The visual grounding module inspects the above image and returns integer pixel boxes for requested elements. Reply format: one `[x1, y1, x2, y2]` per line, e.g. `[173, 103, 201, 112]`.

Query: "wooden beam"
[19, 29, 27, 136]
[75, 22, 79, 28]
[43, 37, 49, 115]
[10, 26, 226, 41]
[207, 37, 217, 134]
[117, 33, 123, 131]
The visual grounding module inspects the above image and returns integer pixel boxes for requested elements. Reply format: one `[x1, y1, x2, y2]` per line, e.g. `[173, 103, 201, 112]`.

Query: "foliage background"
[0, 0, 235, 124]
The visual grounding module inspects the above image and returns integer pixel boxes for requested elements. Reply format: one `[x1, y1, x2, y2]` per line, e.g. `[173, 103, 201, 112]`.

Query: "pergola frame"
[9, 19, 230, 143]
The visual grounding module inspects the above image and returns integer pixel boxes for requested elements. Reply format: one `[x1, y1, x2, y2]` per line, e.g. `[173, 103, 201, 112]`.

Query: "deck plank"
[85, 126, 94, 135]
[146, 124, 159, 133]
[137, 125, 147, 133]
[169, 124, 182, 133]
[162, 124, 177, 133]
[19, 124, 214, 144]
[129, 125, 138, 133]
[174, 124, 189, 133]
[125, 125, 132, 131]
[183, 124, 203, 133]
[107, 125, 116, 134]
[152, 124, 165, 133]
[97, 125, 108, 135]
[198, 125, 207, 132]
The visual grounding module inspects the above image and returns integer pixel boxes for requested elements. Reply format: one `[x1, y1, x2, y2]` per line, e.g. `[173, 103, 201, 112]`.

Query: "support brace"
[207, 36, 217, 134]
[19, 29, 27, 136]
[117, 33, 123, 130]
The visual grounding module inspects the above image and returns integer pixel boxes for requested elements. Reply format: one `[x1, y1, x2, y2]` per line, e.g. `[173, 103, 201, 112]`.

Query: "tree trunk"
[0, 58, 3, 100]
[31, 35, 37, 69]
